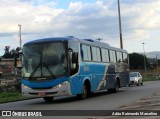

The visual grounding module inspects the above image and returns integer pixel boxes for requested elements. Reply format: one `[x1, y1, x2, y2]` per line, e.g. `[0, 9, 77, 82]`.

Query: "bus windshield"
[23, 42, 67, 80]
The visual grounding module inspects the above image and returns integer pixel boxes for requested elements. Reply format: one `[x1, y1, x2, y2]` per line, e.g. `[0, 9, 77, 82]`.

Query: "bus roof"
[24, 36, 76, 45]
[24, 36, 127, 53]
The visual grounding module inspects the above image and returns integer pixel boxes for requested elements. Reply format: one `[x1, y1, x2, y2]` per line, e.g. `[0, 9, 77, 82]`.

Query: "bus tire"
[114, 80, 120, 92]
[77, 85, 88, 100]
[108, 79, 119, 93]
[43, 97, 54, 103]
[107, 88, 113, 93]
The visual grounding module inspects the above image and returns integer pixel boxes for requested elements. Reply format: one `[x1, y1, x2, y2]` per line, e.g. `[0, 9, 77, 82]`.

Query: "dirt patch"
[87, 91, 160, 119]
[119, 91, 160, 110]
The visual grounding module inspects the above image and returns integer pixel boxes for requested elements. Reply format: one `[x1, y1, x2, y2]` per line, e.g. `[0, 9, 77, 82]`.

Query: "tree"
[4, 46, 10, 53]
[10, 49, 16, 58]
[129, 52, 150, 70]
[2, 46, 11, 58]
[2, 46, 17, 59]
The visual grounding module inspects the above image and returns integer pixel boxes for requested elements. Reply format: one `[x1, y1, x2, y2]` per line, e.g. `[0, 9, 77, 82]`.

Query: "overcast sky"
[0, 0, 160, 56]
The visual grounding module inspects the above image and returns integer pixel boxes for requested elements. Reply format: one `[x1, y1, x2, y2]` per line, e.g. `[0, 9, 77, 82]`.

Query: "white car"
[129, 72, 143, 86]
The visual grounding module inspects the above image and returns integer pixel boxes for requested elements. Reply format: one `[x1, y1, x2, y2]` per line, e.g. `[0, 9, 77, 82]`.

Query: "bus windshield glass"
[23, 42, 67, 79]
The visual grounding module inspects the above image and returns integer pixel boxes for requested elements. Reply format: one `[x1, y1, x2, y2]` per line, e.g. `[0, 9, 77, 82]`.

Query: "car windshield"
[130, 72, 138, 77]
[23, 42, 67, 79]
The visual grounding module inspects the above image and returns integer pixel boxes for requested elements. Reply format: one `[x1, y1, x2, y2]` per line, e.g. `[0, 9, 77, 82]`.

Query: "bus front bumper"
[22, 81, 72, 97]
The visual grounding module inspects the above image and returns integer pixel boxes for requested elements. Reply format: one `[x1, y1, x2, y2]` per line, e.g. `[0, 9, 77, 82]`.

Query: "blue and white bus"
[15, 36, 129, 102]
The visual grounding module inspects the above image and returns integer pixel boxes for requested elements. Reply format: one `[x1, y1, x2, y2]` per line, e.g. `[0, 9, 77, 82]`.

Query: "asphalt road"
[0, 81, 160, 111]
[0, 81, 160, 119]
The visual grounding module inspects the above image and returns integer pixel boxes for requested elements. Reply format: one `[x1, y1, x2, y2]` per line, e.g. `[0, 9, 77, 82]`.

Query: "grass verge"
[143, 76, 160, 81]
[0, 92, 30, 104]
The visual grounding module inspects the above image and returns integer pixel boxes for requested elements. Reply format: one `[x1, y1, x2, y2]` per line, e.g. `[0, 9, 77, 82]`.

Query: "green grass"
[143, 76, 160, 81]
[0, 92, 30, 104]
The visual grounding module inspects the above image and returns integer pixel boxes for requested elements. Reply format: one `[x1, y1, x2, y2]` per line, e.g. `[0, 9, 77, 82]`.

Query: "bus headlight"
[52, 84, 62, 89]
[57, 84, 62, 88]
[52, 81, 68, 89]
[62, 81, 68, 85]
[22, 84, 31, 89]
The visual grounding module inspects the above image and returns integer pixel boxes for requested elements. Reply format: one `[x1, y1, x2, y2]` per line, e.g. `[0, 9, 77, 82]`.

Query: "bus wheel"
[115, 80, 120, 92]
[43, 97, 54, 103]
[77, 85, 88, 99]
[108, 80, 119, 93]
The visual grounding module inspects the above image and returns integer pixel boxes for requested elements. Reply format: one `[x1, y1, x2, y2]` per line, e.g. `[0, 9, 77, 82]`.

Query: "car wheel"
[137, 81, 140, 86]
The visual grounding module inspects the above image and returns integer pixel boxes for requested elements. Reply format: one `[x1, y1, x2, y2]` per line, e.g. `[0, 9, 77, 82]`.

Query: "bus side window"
[101, 48, 110, 63]
[81, 44, 91, 61]
[92, 46, 101, 62]
[123, 53, 128, 63]
[117, 51, 123, 63]
[110, 50, 116, 63]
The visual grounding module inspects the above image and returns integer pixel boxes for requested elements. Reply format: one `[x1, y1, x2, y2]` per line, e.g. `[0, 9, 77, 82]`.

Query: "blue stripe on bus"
[21, 77, 68, 88]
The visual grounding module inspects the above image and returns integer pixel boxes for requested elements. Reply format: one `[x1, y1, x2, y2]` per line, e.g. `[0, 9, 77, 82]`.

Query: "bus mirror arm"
[14, 52, 23, 69]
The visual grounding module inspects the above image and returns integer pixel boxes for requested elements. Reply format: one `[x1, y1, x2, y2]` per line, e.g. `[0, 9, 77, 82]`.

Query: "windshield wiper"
[43, 62, 56, 79]
[28, 62, 56, 79]
[28, 63, 41, 80]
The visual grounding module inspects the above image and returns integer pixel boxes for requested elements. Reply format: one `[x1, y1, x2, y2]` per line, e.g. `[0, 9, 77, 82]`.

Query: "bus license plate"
[38, 92, 46, 96]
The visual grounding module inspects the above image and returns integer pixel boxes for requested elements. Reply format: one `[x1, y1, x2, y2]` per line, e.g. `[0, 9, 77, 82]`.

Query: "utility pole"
[18, 24, 22, 49]
[118, 0, 123, 49]
[142, 42, 147, 78]
[156, 54, 158, 75]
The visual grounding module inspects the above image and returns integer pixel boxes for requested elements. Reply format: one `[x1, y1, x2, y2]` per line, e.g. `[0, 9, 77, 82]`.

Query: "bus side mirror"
[14, 53, 23, 69]
[72, 52, 78, 64]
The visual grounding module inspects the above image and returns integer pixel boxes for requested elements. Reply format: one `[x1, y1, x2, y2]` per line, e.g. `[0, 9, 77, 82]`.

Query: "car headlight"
[135, 78, 139, 81]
